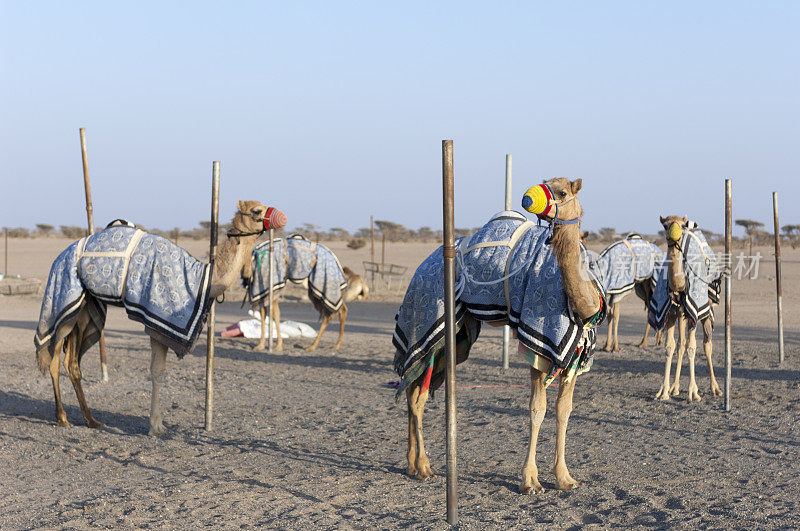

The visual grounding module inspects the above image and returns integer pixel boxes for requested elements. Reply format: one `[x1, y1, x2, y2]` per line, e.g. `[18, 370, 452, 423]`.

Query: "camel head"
[231, 200, 287, 236]
[522, 177, 583, 224]
[659, 215, 688, 247]
[659, 214, 688, 292]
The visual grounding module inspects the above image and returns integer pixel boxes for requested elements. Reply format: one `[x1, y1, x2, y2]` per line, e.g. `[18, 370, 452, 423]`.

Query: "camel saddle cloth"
[392, 211, 607, 399]
[648, 228, 722, 329]
[34, 221, 213, 369]
[249, 237, 287, 307]
[595, 234, 665, 305]
[285, 234, 348, 313]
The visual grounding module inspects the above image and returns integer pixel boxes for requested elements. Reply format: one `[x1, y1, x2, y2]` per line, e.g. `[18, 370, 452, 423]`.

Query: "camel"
[597, 234, 664, 352]
[251, 238, 368, 352]
[653, 215, 723, 402]
[35, 200, 281, 434]
[394, 178, 604, 494]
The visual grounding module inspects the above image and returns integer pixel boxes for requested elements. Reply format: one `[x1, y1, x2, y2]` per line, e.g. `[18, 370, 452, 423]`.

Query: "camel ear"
[660, 216, 667, 224]
[682, 215, 688, 223]
[571, 178, 583, 194]
[237, 200, 246, 213]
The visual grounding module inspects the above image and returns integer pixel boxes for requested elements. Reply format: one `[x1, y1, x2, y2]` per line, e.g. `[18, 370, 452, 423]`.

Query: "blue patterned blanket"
[596, 234, 664, 303]
[249, 238, 287, 306]
[34, 223, 213, 367]
[393, 211, 606, 396]
[285, 235, 348, 313]
[648, 229, 721, 329]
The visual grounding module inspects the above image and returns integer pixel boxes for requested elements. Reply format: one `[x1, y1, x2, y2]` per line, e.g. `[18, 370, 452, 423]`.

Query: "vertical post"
[502, 154, 512, 370]
[772, 192, 784, 364]
[79, 128, 109, 382]
[442, 139, 458, 525]
[724, 179, 732, 411]
[268, 228, 274, 352]
[370, 215, 375, 288]
[205, 161, 220, 431]
[3, 227, 7, 276]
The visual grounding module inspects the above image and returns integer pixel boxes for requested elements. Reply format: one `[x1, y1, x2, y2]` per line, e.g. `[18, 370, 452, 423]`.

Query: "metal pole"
[502, 154, 512, 370]
[772, 192, 784, 364]
[3, 227, 7, 276]
[724, 179, 732, 411]
[268, 228, 274, 352]
[205, 161, 220, 430]
[370, 215, 375, 289]
[442, 139, 458, 525]
[79, 128, 109, 382]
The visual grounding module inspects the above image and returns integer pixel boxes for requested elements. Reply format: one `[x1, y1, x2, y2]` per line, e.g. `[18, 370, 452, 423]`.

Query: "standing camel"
[34, 201, 286, 434]
[249, 235, 367, 351]
[393, 178, 606, 494]
[650, 215, 723, 402]
[596, 233, 664, 351]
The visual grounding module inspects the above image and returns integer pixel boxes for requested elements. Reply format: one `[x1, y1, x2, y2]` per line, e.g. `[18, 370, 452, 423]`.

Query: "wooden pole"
[772, 192, 784, 364]
[370, 215, 375, 289]
[724, 179, 732, 411]
[3, 227, 7, 276]
[502, 154, 512, 370]
[205, 161, 220, 430]
[268, 228, 274, 352]
[442, 139, 458, 525]
[79, 128, 109, 382]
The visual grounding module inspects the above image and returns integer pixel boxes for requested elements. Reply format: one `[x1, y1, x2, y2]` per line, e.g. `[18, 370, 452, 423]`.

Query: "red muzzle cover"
[263, 207, 287, 230]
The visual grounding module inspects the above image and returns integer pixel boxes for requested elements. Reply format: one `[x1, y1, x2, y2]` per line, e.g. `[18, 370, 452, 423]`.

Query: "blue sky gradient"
[2, 1, 798, 235]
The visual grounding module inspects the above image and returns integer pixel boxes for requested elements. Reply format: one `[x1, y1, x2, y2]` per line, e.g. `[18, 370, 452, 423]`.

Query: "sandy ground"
[1, 237, 798, 528]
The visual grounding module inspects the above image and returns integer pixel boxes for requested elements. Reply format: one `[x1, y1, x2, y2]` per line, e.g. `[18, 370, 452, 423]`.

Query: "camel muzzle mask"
[263, 207, 287, 231]
[667, 222, 683, 245]
[521, 184, 577, 224]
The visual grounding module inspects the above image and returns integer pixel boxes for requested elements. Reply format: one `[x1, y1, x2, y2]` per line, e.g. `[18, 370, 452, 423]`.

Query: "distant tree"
[6, 227, 31, 238]
[375, 220, 410, 242]
[60, 225, 86, 239]
[199, 221, 212, 230]
[735, 219, 764, 257]
[782, 224, 800, 249]
[347, 238, 366, 250]
[329, 227, 350, 240]
[36, 223, 54, 236]
[598, 227, 617, 242]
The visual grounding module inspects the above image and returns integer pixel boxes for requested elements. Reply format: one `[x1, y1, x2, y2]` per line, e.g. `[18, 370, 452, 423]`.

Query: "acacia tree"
[735, 219, 764, 257]
[36, 223, 54, 236]
[782, 224, 800, 249]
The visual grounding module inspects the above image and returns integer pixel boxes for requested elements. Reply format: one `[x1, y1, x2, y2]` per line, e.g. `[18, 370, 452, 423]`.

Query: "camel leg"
[656, 320, 676, 400]
[552, 372, 581, 490]
[406, 386, 418, 476]
[272, 298, 283, 352]
[603, 302, 615, 351]
[611, 302, 621, 352]
[332, 305, 347, 350]
[703, 319, 722, 396]
[64, 330, 102, 429]
[656, 328, 663, 346]
[406, 384, 433, 480]
[638, 321, 651, 348]
[49, 339, 70, 427]
[305, 314, 331, 351]
[253, 306, 267, 351]
[686, 322, 701, 402]
[669, 313, 687, 396]
[149, 338, 168, 435]
[520, 368, 547, 494]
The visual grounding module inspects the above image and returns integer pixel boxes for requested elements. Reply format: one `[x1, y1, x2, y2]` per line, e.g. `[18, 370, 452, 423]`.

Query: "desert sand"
[1, 236, 798, 528]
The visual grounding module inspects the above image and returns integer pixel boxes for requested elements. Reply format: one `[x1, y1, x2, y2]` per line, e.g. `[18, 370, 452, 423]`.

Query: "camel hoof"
[332, 345, 342, 351]
[669, 384, 680, 396]
[612, 345, 619, 353]
[414, 463, 434, 480]
[406, 466, 418, 477]
[149, 423, 167, 436]
[603, 345, 613, 352]
[711, 385, 723, 396]
[637, 341, 647, 348]
[274, 345, 283, 353]
[56, 419, 72, 427]
[655, 388, 671, 401]
[304, 345, 318, 352]
[519, 482, 545, 495]
[253, 343, 266, 351]
[86, 420, 105, 429]
[555, 480, 582, 490]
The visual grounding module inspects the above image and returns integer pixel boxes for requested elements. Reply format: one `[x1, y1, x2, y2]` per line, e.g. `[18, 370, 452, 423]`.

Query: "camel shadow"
[0, 389, 150, 435]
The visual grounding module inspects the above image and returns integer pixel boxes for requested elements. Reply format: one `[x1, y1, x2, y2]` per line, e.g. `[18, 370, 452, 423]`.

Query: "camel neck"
[551, 223, 600, 321]
[667, 243, 686, 292]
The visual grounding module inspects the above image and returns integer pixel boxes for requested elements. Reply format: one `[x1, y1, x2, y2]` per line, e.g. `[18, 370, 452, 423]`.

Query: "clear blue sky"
[1, 1, 798, 236]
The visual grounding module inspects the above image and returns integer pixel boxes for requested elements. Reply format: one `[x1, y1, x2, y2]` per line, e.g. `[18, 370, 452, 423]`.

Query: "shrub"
[347, 238, 366, 250]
